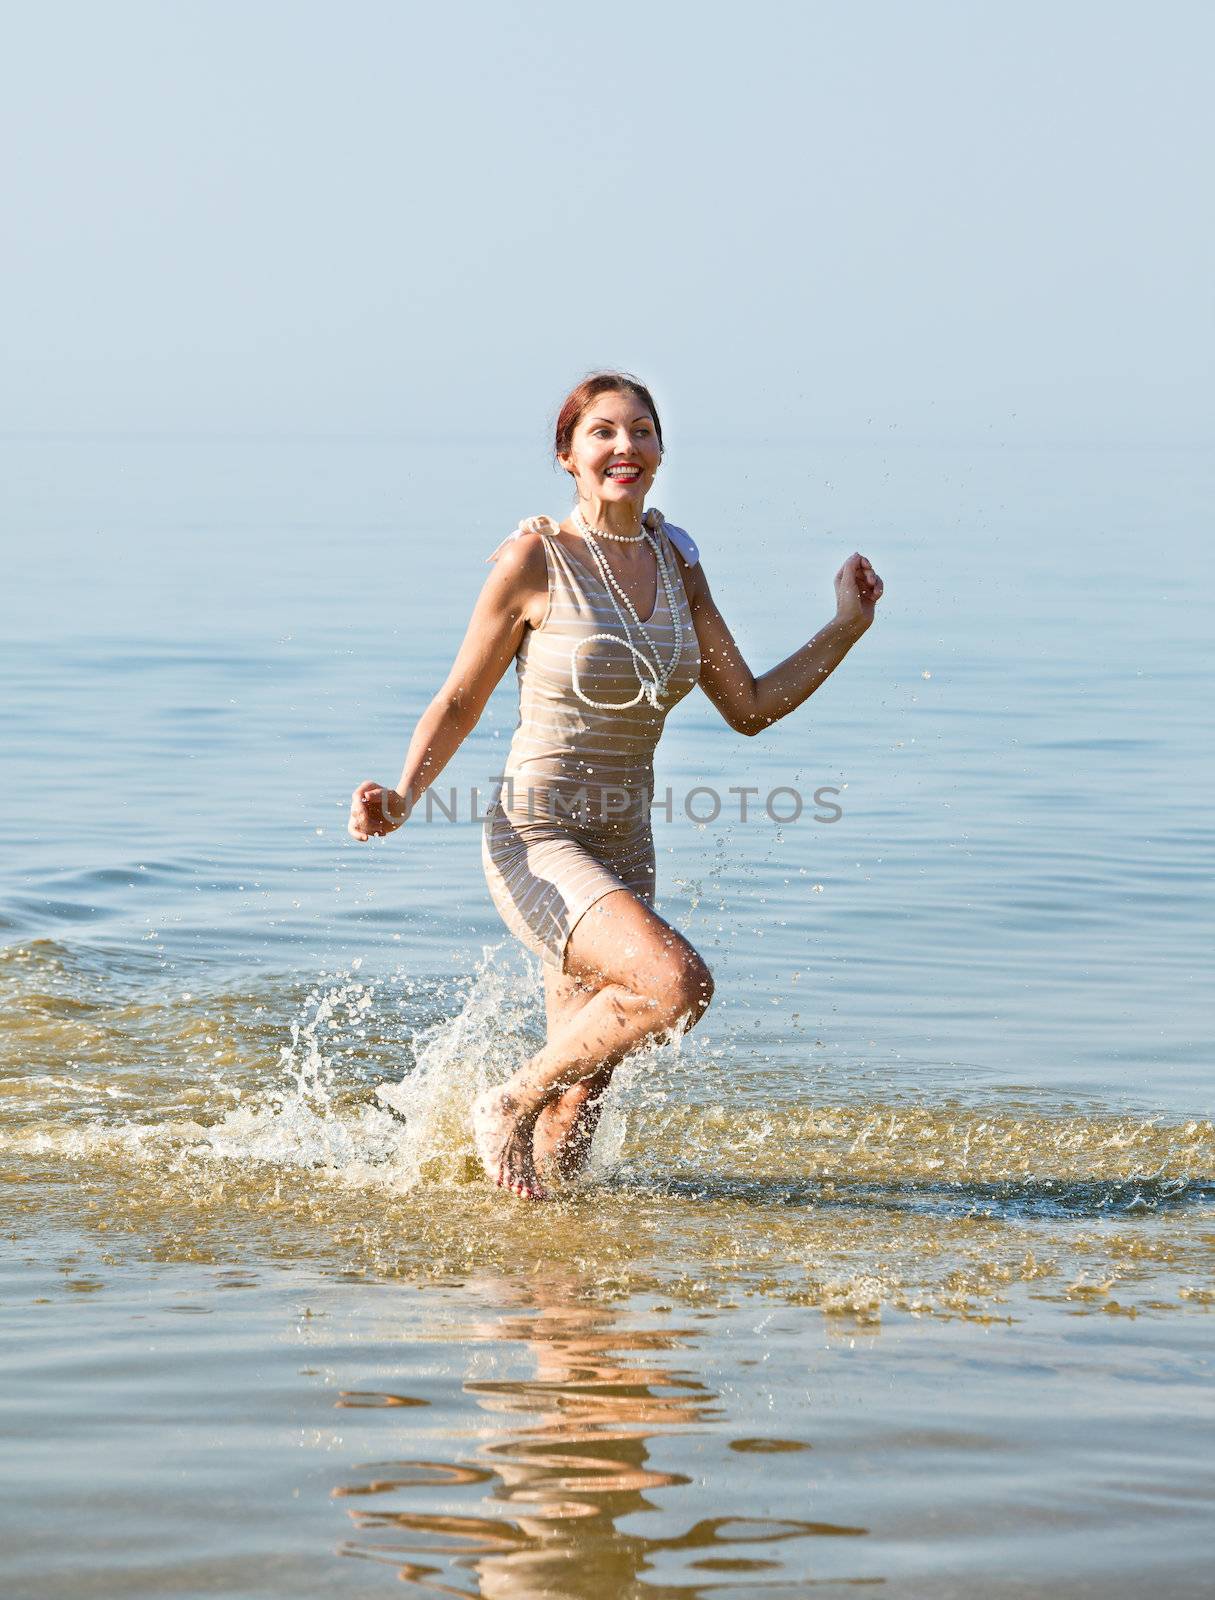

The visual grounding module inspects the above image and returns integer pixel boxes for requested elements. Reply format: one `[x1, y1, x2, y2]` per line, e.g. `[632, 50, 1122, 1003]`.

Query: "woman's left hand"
[834, 552, 884, 631]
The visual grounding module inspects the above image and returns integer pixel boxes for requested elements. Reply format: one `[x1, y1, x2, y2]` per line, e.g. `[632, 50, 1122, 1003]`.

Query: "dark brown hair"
[553, 371, 664, 476]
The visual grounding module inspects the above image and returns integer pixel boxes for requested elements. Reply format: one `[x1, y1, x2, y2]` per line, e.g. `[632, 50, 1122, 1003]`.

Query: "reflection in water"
[335, 1273, 865, 1597]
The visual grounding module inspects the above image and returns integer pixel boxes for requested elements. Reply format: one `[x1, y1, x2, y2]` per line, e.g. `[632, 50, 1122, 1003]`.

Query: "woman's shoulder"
[481, 523, 550, 629]
[484, 515, 561, 565]
[647, 510, 699, 569]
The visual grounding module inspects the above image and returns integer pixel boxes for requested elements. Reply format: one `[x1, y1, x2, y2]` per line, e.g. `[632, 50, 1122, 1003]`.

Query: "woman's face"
[560, 390, 662, 505]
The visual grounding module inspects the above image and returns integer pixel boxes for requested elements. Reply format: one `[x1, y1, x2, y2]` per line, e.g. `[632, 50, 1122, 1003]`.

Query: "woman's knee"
[678, 953, 715, 1027]
[563, 891, 713, 1031]
[646, 947, 714, 1032]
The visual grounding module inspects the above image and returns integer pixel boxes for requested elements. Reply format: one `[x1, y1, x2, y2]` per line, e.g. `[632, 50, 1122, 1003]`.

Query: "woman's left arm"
[687, 550, 883, 737]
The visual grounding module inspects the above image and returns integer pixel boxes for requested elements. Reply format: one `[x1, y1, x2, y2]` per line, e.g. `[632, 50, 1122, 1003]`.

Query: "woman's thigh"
[562, 886, 713, 1013]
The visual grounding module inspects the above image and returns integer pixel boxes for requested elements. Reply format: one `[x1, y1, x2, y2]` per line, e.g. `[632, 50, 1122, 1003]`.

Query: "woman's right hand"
[348, 780, 408, 841]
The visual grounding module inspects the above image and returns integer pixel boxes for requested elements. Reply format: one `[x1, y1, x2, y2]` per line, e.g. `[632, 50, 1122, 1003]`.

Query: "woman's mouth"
[605, 465, 641, 483]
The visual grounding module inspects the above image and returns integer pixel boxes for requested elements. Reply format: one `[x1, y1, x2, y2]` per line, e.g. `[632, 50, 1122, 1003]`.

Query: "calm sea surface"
[2, 433, 1211, 1597]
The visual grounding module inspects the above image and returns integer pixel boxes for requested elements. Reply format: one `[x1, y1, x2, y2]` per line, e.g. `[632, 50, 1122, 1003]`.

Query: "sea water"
[1, 432, 1211, 1597]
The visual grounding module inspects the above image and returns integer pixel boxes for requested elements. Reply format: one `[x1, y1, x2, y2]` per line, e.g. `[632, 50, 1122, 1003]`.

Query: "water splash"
[2, 938, 1212, 1319]
[371, 946, 544, 1187]
[170, 945, 570, 1190]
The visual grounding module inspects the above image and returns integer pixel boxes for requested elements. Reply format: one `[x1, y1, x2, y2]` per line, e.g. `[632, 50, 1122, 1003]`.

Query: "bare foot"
[471, 1086, 548, 1201]
[533, 1079, 609, 1181]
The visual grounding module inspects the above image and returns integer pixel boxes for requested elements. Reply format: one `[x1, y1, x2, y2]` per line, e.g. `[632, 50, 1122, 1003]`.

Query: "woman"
[349, 371, 883, 1201]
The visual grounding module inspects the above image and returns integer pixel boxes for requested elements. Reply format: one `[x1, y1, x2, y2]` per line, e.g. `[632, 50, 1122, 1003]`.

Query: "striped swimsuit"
[481, 514, 701, 972]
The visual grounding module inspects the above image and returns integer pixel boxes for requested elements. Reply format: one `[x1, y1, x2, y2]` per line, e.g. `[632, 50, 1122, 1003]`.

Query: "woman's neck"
[573, 491, 644, 540]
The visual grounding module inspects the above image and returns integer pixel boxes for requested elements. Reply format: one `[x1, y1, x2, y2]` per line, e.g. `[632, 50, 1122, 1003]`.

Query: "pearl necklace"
[571, 511, 645, 541]
[569, 506, 684, 711]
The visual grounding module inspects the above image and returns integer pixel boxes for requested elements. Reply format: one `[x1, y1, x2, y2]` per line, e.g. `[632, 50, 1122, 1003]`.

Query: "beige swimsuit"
[481, 514, 701, 972]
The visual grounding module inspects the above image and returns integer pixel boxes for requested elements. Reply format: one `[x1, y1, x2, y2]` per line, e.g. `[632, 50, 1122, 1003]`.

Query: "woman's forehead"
[580, 399, 654, 426]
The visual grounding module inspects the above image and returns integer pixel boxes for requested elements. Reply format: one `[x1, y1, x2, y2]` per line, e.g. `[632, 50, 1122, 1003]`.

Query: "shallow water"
[6, 1255, 1213, 1599]
[1, 434, 1212, 1594]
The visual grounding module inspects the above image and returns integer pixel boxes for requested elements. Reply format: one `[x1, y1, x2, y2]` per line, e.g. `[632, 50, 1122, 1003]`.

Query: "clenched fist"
[348, 780, 408, 841]
[834, 552, 884, 632]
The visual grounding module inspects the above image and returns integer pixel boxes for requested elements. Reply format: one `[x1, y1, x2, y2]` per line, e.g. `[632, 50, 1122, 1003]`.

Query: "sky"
[1, 0, 1211, 445]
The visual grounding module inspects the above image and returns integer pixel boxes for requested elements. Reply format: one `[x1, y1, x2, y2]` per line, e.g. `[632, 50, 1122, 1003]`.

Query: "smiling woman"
[347, 369, 883, 1200]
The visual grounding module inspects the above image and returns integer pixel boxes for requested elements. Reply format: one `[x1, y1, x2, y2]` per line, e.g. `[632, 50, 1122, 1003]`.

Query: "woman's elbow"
[737, 704, 783, 736]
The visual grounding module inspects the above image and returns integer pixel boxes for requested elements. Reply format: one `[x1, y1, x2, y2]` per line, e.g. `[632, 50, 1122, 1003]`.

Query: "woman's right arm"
[348, 534, 548, 840]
